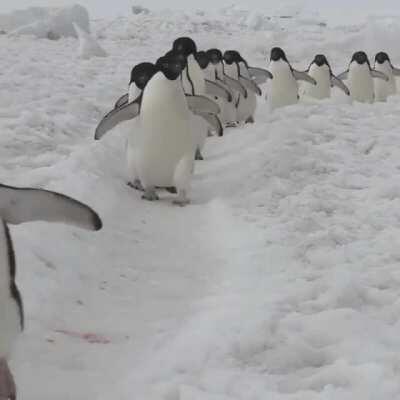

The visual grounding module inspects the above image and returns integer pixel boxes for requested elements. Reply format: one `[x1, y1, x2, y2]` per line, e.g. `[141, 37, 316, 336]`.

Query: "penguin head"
[130, 62, 159, 90]
[270, 47, 288, 62]
[195, 51, 210, 70]
[172, 37, 197, 57]
[156, 52, 186, 80]
[206, 49, 223, 65]
[313, 54, 329, 67]
[351, 51, 369, 66]
[375, 51, 390, 65]
[223, 50, 243, 65]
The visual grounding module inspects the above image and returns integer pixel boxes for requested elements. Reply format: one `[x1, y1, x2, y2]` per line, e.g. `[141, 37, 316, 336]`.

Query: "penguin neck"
[128, 84, 142, 103]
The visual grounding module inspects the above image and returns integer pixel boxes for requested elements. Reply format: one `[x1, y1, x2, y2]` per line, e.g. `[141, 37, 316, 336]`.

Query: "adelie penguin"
[0, 184, 102, 400]
[373, 52, 400, 102]
[302, 54, 350, 100]
[337, 51, 389, 103]
[266, 47, 317, 110]
[95, 55, 220, 205]
[171, 37, 223, 160]
[223, 50, 271, 123]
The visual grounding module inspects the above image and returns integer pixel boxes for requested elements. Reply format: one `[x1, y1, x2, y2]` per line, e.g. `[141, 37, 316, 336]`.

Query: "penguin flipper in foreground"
[239, 76, 262, 96]
[247, 67, 273, 84]
[114, 93, 129, 109]
[371, 69, 389, 81]
[223, 74, 247, 96]
[0, 184, 102, 231]
[292, 70, 317, 85]
[185, 94, 221, 115]
[337, 70, 349, 80]
[95, 97, 141, 140]
[204, 80, 233, 102]
[330, 75, 350, 95]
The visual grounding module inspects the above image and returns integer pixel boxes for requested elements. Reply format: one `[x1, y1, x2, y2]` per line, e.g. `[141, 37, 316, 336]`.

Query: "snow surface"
[1, 7, 400, 400]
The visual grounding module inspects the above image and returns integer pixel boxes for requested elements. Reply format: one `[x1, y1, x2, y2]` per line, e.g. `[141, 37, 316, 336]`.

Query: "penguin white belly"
[374, 62, 396, 102]
[267, 62, 298, 110]
[349, 65, 374, 103]
[304, 65, 331, 99]
[137, 73, 194, 188]
[0, 221, 20, 359]
[182, 55, 206, 95]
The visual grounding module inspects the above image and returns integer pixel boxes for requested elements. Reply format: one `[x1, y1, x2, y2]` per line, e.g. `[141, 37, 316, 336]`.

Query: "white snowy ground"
[2, 8, 400, 400]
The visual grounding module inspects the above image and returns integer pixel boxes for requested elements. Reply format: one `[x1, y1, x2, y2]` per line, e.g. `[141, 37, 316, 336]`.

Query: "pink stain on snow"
[54, 329, 111, 344]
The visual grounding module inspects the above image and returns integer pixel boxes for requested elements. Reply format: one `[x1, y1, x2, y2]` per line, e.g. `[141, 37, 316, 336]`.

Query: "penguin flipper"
[331, 75, 350, 95]
[205, 80, 233, 102]
[371, 69, 389, 81]
[248, 67, 273, 84]
[0, 184, 102, 231]
[392, 67, 400, 76]
[197, 113, 223, 137]
[186, 94, 221, 115]
[95, 98, 141, 140]
[223, 74, 247, 96]
[337, 70, 349, 80]
[239, 76, 262, 96]
[292, 70, 317, 85]
[114, 93, 129, 109]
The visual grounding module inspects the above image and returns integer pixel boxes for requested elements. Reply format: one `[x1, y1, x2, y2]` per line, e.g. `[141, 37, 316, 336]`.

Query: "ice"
[1, 4, 400, 400]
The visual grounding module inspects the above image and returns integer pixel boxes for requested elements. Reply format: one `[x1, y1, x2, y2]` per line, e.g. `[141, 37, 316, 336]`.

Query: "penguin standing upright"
[95, 54, 220, 204]
[0, 184, 102, 400]
[337, 51, 388, 103]
[266, 47, 316, 110]
[373, 52, 400, 102]
[223, 50, 267, 123]
[302, 54, 349, 100]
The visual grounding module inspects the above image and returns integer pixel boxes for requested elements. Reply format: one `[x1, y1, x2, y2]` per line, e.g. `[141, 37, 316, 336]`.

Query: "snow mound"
[8, 4, 90, 39]
[73, 23, 107, 59]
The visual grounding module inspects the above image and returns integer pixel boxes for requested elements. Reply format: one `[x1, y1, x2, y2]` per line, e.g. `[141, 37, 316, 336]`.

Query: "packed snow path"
[1, 12, 400, 400]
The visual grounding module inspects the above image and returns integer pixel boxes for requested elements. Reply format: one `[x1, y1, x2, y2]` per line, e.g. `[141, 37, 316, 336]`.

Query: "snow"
[1, 6, 400, 400]
[2, 4, 90, 39]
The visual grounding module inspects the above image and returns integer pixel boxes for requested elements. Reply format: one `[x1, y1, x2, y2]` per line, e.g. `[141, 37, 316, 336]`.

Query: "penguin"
[266, 47, 317, 110]
[223, 50, 269, 123]
[337, 51, 389, 103]
[95, 56, 220, 205]
[373, 52, 400, 102]
[206, 48, 246, 127]
[302, 54, 350, 100]
[0, 183, 102, 400]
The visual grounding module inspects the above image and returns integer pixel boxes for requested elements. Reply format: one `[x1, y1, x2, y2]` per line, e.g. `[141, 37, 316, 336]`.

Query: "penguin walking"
[337, 51, 388, 103]
[373, 52, 400, 102]
[0, 184, 102, 400]
[95, 56, 220, 205]
[223, 50, 270, 123]
[266, 47, 316, 110]
[206, 48, 246, 127]
[302, 54, 350, 100]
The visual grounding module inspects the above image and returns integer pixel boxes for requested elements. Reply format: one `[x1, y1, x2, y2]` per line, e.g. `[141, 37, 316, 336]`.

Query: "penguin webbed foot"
[127, 179, 144, 191]
[195, 149, 204, 161]
[141, 188, 159, 201]
[0, 359, 16, 400]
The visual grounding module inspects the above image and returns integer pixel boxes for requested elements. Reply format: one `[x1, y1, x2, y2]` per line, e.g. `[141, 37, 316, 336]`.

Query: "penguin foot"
[173, 190, 190, 206]
[195, 149, 204, 161]
[245, 116, 255, 124]
[0, 359, 16, 400]
[127, 179, 144, 191]
[141, 188, 159, 201]
[226, 122, 237, 128]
